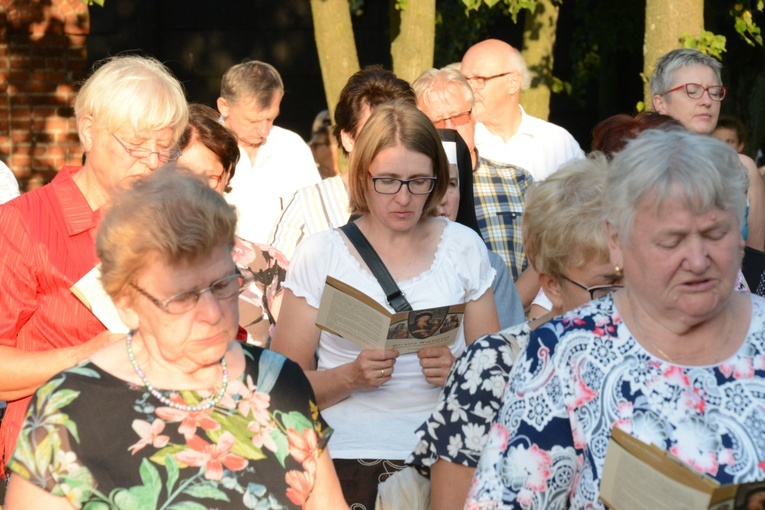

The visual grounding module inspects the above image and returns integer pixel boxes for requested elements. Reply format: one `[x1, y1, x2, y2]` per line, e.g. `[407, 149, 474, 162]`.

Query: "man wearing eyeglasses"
[218, 61, 320, 245]
[413, 66, 538, 309]
[460, 39, 583, 181]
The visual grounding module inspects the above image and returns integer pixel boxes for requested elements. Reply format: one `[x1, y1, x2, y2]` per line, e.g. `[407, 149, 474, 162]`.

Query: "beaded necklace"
[125, 330, 228, 412]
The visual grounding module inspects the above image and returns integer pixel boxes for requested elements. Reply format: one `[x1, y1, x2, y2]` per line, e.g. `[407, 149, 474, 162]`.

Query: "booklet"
[71, 265, 130, 333]
[315, 276, 465, 355]
[600, 427, 764, 510]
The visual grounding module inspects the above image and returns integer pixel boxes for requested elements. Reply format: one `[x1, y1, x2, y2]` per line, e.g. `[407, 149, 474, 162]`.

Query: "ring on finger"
[380, 368, 385, 377]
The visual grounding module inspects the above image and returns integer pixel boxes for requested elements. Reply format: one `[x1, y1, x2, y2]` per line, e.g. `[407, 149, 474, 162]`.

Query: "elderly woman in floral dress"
[467, 130, 765, 509]
[4, 169, 347, 509]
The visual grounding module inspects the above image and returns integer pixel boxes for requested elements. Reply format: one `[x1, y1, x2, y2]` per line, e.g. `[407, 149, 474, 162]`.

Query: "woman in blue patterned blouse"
[468, 129, 765, 509]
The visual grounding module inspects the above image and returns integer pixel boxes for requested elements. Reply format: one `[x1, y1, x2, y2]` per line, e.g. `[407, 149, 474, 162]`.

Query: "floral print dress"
[407, 322, 530, 470]
[9, 344, 331, 509]
[467, 294, 765, 510]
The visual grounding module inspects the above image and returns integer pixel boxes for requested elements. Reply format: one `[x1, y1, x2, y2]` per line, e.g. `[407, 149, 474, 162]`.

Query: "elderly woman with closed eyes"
[4, 168, 347, 509]
[468, 129, 765, 509]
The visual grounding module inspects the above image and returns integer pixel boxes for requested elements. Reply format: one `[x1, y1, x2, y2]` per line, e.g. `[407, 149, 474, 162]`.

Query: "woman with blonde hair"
[409, 154, 622, 509]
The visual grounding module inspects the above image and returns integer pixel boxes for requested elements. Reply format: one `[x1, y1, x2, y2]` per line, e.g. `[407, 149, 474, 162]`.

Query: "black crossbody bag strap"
[340, 222, 413, 312]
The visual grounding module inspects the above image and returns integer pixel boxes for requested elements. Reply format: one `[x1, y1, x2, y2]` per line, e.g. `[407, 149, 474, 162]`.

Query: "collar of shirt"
[52, 166, 100, 237]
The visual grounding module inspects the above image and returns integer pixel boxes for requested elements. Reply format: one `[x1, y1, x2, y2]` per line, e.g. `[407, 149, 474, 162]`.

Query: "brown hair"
[591, 111, 684, 157]
[179, 104, 240, 193]
[333, 65, 416, 155]
[97, 167, 237, 302]
[347, 102, 449, 217]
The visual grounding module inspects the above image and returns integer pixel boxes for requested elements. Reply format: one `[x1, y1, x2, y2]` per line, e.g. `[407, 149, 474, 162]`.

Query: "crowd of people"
[1, 39, 765, 510]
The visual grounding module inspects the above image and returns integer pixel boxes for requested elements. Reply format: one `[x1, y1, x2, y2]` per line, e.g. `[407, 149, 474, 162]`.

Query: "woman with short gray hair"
[468, 129, 765, 509]
[650, 47, 765, 252]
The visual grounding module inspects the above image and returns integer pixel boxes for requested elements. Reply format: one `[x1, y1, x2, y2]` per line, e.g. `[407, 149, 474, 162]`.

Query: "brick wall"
[0, 0, 89, 191]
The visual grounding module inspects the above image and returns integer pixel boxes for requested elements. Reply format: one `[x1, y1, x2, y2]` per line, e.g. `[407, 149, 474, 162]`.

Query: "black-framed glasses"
[660, 83, 727, 102]
[564, 276, 624, 300]
[464, 71, 514, 90]
[130, 271, 246, 314]
[113, 134, 183, 163]
[433, 109, 473, 129]
[370, 174, 437, 195]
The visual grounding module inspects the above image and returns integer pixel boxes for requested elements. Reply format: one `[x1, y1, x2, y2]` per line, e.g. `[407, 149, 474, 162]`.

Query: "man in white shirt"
[461, 39, 583, 181]
[217, 61, 320, 243]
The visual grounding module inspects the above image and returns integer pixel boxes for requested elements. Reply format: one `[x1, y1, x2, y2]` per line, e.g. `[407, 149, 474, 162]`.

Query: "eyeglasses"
[564, 276, 624, 300]
[660, 83, 727, 102]
[113, 134, 183, 163]
[130, 271, 247, 314]
[433, 109, 473, 129]
[370, 174, 437, 195]
[464, 71, 514, 90]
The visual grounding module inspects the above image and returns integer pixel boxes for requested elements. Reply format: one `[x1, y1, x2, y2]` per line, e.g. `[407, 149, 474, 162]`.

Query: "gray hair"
[509, 46, 532, 90]
[649, 49, 723, 98]
[606, 129, 747, 245]
[413, 67, 475, 106]
[220, 60, 284, 109]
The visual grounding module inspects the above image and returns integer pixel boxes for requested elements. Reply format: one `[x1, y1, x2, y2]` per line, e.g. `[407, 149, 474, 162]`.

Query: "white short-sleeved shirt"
[284, 218, 495, 460]
[474, 106, 584, 181]
[226, 126, 320, 244]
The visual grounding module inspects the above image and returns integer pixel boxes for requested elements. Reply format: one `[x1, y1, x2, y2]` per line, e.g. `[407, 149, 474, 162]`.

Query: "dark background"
[86, 0, 765, 156]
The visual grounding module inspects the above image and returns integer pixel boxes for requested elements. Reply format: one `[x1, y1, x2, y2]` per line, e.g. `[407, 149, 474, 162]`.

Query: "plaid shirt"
[473, 157, 534, 281]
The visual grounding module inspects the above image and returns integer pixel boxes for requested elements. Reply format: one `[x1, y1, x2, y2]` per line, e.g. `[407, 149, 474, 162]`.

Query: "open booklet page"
[315, 276, 465, 355]
[71, 264, 130, 333]
[599, 427, 754, 510]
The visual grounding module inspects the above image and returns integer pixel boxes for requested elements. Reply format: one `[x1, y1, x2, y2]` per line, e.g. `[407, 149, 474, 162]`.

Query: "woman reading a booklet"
[271, 102, 500, 508]
[467, 130, 765, 509]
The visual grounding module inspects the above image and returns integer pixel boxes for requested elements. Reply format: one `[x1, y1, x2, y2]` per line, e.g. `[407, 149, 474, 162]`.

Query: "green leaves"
[679, 31, 728, 59]
[165, 455, 180, 496]
[461, 0, 540, 23]
[731, 2, 763, 46]
[111, 459, 161, 510]
[181, 484, 229, 501]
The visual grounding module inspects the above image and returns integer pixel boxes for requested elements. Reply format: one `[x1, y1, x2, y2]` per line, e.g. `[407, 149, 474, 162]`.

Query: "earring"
[615, 265, 622, 276]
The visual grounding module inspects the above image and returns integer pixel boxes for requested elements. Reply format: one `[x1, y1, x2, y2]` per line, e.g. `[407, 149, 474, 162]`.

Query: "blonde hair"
[347, 102, 449, 217]
[97, 167, 237, 301]
[74, 55, 188, 141]
[523, 154, 610, 279]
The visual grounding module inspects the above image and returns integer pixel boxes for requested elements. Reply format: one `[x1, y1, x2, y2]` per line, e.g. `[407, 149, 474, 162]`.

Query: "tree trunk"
[390, 0, 436, 84]
[520, 0, 560, 121]
[310, 0, 360, 120]
[643, 0, 703, 106]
